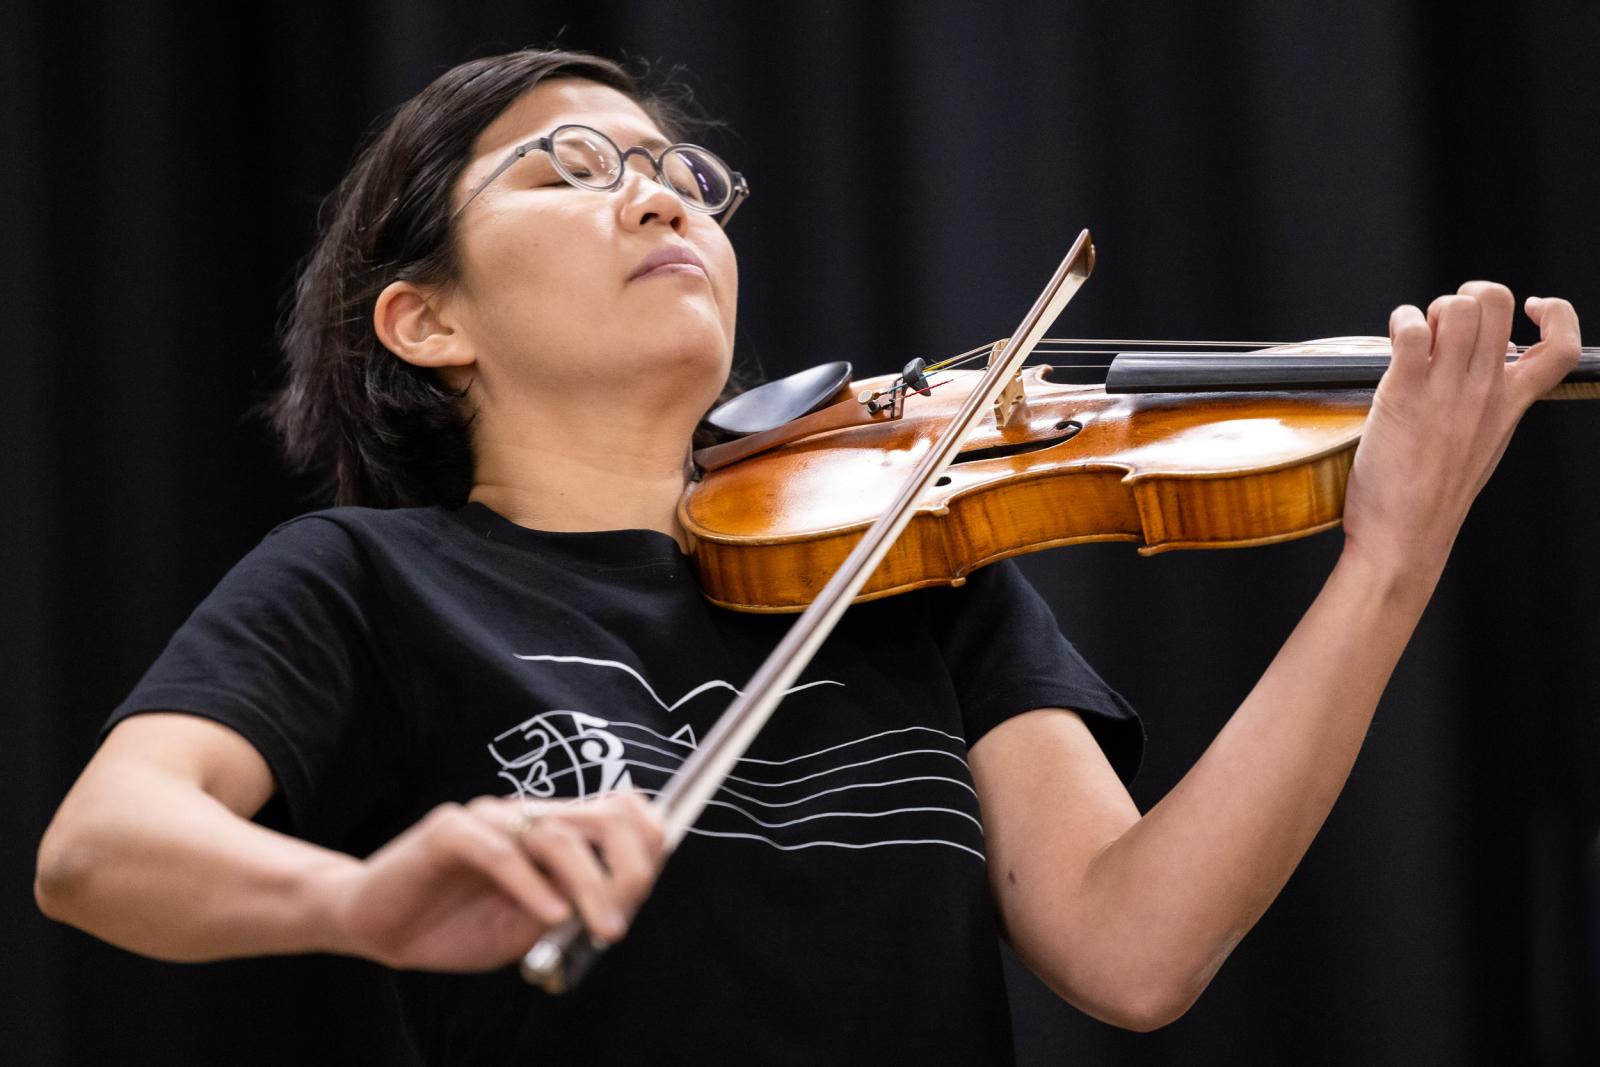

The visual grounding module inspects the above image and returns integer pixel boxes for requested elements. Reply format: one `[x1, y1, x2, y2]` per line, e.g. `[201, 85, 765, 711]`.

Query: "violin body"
[681, 363, 1372, 613]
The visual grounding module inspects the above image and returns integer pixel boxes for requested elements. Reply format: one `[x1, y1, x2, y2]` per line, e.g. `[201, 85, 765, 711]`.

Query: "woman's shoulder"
[231, 505, 463, 592]
[263, 503, 457, 547]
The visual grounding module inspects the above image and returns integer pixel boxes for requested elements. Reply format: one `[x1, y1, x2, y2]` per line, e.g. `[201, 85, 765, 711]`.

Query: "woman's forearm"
[35, 760, 360, 962]
[1082, 545, 1441, 1010]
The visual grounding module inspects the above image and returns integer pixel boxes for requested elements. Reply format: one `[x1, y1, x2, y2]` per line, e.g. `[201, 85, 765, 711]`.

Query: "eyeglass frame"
[451, 123, 750, 226]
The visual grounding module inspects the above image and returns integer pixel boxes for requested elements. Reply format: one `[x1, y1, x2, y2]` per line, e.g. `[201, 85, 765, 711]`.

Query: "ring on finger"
[505, 806, 536, 837]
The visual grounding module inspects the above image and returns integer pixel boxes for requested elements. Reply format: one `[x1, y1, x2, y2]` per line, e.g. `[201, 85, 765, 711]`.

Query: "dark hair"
[271, 48, 727, 508]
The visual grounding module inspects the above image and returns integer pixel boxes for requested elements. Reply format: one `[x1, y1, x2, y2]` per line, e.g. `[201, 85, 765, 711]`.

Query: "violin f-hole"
[952, 419, 1083, 464]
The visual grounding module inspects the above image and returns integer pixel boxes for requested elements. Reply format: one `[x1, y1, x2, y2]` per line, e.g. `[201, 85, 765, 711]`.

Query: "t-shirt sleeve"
[930, 559, 1143, 784]
[101, 515, 401, 836]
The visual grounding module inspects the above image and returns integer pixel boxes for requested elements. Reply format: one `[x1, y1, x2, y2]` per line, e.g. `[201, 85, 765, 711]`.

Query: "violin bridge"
[987, 339, 1026, 428]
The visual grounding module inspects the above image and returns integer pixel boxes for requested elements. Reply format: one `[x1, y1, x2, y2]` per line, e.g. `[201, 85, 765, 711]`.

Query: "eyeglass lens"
[550, 128, 623, 188]
[548, 127, 733, 212]
[660, 147, 732, 208]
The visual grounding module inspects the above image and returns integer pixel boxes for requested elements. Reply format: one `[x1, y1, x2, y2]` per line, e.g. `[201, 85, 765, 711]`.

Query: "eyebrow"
[468, 128, 675, 194]
[509, 129, 673, 153]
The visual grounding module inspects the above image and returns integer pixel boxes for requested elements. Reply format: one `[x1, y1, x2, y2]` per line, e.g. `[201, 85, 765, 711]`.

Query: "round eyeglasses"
[453, 124, 750, 226]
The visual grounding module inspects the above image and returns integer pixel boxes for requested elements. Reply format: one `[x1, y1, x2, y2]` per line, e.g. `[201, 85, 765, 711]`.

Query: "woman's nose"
[619, 166, 688, 234]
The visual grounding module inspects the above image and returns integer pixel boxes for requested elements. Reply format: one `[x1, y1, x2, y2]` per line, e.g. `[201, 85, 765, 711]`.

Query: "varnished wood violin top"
[681, 364, 1375, 612]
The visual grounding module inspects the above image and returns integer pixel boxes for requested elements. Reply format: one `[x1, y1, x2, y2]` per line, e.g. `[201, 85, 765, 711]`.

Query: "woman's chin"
[639, 307, 733, 373]
[656, 340, 732, 392]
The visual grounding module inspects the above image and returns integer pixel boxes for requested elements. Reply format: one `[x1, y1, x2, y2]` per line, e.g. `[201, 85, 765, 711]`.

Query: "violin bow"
[519, 228, 1098, 993]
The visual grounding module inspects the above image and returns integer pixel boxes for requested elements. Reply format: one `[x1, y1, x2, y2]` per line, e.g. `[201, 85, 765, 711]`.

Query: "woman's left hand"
[1340, 282, 1581, 579]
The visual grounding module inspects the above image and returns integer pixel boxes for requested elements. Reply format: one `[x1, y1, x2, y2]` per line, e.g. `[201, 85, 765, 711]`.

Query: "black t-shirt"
[105, 502, 1142, 1065]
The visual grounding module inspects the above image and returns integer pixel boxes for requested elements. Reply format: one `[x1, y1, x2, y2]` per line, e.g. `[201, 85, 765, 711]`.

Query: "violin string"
[922, 340, 1599, 367]
[1027, 347, 1600, 359]
[901, 339, 1599, 388]
[920, 339, 1332, 376]
[1033, 338, 1600, 355]
[1039, 337, 1313, 348]
[1037, 337, 1600, 352]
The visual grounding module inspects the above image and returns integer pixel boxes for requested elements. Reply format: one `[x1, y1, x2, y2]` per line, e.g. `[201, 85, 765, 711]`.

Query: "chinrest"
[704, 361, 853, 437]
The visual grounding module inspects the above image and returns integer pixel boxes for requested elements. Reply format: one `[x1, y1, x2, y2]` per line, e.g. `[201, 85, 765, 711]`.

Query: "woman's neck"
[468, 419, 696, 551]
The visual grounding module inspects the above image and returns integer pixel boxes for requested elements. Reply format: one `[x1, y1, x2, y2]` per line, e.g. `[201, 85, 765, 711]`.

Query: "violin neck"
[1548, 380, 1600, 400]
[1104, 349, 1600, 399]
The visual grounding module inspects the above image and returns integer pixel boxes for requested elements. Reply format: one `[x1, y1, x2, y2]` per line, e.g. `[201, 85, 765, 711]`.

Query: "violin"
[681, 292, 1599, 612]
[683, 338, 1599, 612]
[520, 229, 1595, 991]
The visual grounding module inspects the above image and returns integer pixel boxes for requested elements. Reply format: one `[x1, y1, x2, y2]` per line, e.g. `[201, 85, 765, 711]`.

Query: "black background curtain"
[5, 2, 1597, 1063]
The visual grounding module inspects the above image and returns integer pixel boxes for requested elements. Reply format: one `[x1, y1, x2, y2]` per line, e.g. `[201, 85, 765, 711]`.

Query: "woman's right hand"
[325, 791, 665, 972]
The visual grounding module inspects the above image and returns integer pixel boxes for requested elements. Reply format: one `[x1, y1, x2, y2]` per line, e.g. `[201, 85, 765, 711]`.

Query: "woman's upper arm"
[968, 707, 1141, 1013]
[81, 713, 278, 819]
[37, 713, 279, 900]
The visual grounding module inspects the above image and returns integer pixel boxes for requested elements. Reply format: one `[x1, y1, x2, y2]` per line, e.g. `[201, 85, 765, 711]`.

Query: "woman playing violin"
[33, 47, 1582, 1064]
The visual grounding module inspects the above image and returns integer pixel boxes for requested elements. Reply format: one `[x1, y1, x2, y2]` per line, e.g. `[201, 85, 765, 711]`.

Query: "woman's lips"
[629, 245, 707, 281]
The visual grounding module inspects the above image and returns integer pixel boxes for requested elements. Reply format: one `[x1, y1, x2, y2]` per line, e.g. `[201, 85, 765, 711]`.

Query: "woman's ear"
[374, 281, 476, 385]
